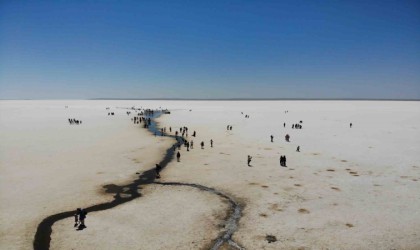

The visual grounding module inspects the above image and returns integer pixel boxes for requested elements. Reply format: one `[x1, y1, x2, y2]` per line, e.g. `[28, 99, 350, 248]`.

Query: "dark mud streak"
[33, 112, 244, 250]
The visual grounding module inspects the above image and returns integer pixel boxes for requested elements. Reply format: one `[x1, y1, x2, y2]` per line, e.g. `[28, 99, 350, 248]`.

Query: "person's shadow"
[76, 225, 87, 231]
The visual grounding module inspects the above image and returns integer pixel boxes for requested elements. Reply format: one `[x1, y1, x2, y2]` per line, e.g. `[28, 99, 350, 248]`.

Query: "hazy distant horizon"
[1, 97, 419, 101]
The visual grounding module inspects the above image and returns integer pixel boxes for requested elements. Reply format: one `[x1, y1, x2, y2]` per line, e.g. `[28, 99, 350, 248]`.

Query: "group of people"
[226, 125, 233, 130]
[68, 118, 82, 125]
[292, 123, 302, 129]
[132, 116, 151, 128]
[280, 155, 287, 167]
[74, 208, 87, 230]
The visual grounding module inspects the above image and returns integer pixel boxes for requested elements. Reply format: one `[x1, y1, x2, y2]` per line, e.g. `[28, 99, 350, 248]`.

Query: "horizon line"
[1, 98, 419, 101]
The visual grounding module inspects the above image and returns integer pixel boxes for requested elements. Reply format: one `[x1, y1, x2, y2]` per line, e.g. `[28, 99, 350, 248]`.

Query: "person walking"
[177, 151, 181, 162]
[155, 164, 161, 179]
[270, 135, 273, 142]
[210, 139, 213, 147]
[247, 155, 252, 166]
[77, 208, 87, 229]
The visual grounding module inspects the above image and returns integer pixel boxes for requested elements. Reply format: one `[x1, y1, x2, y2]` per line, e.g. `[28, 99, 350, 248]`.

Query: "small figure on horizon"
[285, 134, 290, 142]
[271, 135, 274, 142]
[193, 131, 196, 137]
[177, 151, 181, 162]
[247, 155, 252, 166]
[296, 146, 300, 152]
[201, 141, 204, 149]
[350, 123, 352, 128]
[210, 139, 213, 147]
[283, 122, 286, 128]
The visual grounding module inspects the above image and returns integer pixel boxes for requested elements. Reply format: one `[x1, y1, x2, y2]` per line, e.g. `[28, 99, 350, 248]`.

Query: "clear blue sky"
[1, 1, 419, 99]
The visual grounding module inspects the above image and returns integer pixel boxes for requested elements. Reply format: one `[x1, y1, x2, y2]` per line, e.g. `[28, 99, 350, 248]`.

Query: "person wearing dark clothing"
[201, 141, 204, 149]
[177, 151, 181, 162]
[247, 155, 252, 166]
[74, 209, 80, 227]
[296, 146, 300, 152]
[283, 122, 285, 128]
[280, 155, 287, 167]
[155, 164, 161, 179]
[193, 131, 196, 137]
[350, 123, 352, 128]
[75, 208, 87, 229]
[270, 135, 273, 142]
[210, 139, 213, 147]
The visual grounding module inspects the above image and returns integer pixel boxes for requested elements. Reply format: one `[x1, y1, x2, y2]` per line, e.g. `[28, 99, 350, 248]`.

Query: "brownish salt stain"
[298, 208, 310, 214]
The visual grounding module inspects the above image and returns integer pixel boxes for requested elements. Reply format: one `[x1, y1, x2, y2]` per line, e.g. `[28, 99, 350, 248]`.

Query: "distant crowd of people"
[68, 118, 82, 125]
